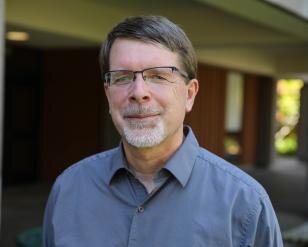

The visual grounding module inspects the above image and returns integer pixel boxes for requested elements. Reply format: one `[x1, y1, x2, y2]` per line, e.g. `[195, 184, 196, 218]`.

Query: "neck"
[123, 126, 184, 174]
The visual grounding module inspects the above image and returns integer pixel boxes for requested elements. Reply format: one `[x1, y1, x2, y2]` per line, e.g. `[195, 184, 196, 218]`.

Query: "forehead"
[109, 38, 181, 70]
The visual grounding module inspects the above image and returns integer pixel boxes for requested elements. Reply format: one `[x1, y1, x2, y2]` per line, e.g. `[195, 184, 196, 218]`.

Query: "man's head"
[99, 15, 197, 81]
[101, 16, 198, 149]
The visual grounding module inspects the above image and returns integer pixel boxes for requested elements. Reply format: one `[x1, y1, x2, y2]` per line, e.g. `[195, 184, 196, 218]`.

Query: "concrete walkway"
[247, 157, 308, 246]
[1, 157, 307, 246]
[0, 183, 51, 246]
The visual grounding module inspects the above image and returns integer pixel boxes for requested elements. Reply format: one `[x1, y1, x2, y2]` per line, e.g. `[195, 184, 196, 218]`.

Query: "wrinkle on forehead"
[109, 38, 183, 71]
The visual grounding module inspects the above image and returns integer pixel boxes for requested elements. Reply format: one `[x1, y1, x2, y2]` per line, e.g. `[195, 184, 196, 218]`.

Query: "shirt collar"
[107, 145, 128, 185]
[107, 126, 200, 187]
[162, 126, 199, 187]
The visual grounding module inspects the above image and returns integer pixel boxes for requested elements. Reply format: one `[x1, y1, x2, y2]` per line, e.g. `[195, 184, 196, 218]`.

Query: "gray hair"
[99, 15, 197, 81]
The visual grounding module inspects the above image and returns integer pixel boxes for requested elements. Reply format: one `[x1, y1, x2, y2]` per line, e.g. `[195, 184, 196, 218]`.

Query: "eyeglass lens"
[107, 67, 178, 86]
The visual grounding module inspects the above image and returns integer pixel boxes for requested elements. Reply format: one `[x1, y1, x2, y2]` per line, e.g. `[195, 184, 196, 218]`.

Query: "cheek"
[106, 92, 127, 134]
[171, 86, 182, 100]
[107, 89, 127, 112]
[159, 86, 188, 119]
[170, 86, 189, 109]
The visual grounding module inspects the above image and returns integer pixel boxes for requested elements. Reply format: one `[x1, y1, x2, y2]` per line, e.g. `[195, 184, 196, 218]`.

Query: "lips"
[123, 105, 161, 120]
[125, 113, 159, 119]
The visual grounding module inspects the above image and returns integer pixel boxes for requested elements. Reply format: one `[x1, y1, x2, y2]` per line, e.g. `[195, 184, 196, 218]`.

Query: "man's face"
[105, 38, 198, 148]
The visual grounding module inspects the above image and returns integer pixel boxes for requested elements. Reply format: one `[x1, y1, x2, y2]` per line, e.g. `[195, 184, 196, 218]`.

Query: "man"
[42, 16, 283, 246]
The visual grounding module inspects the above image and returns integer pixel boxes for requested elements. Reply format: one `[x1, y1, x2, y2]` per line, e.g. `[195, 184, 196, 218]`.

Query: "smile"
[125, 114, 160, 120]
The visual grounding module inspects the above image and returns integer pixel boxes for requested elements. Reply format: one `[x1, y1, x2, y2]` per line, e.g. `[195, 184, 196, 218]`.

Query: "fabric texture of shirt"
[42, 126, 283, 247]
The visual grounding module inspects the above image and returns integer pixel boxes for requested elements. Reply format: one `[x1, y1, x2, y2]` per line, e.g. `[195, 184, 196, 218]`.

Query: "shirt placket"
[127, 204, 145, 247]
[127, 171, 170, 247]
[127, 176, 147, 247]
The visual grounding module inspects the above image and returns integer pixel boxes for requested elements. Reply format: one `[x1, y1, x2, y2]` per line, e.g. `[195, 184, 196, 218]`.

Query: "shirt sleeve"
[42, 178, 61, 247]
[241, 195, 283, 247]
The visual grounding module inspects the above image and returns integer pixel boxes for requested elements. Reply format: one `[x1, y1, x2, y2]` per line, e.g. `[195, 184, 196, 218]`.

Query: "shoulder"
[54, 147, 119, 188]
[195, 147, 268, 199]
[65, 147, 118, 172]
[192, 147, 282, 244]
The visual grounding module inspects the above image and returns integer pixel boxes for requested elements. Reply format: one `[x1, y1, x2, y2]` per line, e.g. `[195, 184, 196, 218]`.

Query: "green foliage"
[275, 79, 303, 156]
[224, 136, 240, 155]
[275, 134, 297, 155]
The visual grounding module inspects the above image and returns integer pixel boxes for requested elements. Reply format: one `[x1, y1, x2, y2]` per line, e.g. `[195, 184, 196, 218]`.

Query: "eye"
[115, 75, 130, 82]
[111, 73, 132, 85]
[145, 71, 171, 83]
[151, 74, 168, 80]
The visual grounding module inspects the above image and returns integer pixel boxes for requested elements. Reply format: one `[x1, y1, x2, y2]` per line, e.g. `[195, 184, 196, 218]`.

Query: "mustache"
[122, 105, 162, 116]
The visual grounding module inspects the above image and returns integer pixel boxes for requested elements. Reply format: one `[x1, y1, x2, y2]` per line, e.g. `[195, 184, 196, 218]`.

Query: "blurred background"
[1, 0, 308, 246]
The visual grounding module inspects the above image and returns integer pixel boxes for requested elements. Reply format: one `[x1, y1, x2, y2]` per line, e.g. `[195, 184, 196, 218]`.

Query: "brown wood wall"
[39, 54, 274, 181]
[4, 45, 276, 184]
[254, 76, 275, 167]
[40, 59, 229, 181]
[240, 74, 275, 166]
[185, 63, 227, 156]
[185, 63, 275, 166]
[40, 49, 103, 181]
[241, 75, 260, 165]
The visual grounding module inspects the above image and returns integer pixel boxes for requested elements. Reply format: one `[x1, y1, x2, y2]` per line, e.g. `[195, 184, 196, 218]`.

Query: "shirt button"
[137, 206, 144, 213]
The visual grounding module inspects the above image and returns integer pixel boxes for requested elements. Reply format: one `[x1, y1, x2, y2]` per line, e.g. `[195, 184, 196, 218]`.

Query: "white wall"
[197, 48, 276, 76]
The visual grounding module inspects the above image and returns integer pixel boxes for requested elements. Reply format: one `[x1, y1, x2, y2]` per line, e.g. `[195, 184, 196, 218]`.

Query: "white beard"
[121, 105, 166, 148]
[123, 118, 166, 148]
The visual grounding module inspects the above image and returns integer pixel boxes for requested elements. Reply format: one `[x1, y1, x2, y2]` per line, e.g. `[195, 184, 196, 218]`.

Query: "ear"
[104, 85, 113, 114]
[185, 79, 199, 112]
[104, 84, 110, 101]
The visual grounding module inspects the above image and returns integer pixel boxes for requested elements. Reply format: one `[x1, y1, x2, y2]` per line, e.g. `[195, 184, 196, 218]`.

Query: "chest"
[52, 178, 246, 247]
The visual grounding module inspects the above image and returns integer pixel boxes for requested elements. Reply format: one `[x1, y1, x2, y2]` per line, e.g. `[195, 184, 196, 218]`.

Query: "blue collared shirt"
[42, 127, 283, 247]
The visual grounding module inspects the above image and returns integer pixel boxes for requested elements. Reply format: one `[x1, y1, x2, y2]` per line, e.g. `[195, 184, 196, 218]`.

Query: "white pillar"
[0, 0, 5, 230]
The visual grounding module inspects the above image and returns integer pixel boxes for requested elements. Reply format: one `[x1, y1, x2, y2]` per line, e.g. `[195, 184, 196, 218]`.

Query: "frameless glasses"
[104, 66, 189, 86]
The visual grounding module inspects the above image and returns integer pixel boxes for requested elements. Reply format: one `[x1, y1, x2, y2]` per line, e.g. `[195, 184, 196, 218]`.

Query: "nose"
[128, 73, 151, 103]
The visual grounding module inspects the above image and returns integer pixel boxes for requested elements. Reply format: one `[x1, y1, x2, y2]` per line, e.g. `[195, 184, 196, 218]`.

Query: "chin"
[123, 121, 166, 148]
